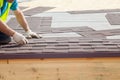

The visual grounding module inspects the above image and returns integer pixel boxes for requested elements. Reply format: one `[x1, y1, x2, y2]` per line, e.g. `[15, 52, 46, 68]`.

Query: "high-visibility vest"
[0, 0, 12, 22]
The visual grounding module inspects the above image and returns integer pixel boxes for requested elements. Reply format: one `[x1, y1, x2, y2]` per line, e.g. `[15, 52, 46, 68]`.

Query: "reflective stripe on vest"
[0, 1, 12, 22]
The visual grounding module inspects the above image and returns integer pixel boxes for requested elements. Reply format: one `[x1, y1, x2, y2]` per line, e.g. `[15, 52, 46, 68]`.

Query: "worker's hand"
[13, 32, 28, 45]
[26, 30, 41, 39]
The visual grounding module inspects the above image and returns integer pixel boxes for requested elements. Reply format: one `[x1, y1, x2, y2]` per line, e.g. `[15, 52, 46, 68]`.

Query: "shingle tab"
[106, 13, 120, 25]
[23, 7, 55, 16]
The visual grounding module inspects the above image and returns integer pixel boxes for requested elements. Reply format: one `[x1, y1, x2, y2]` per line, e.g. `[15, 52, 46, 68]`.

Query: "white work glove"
[13, 32, 28, 45]
[26, 30, 41, 39]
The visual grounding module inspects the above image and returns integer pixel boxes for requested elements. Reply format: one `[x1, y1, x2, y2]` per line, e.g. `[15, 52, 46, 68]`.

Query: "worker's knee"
[0, 32, 11, 45]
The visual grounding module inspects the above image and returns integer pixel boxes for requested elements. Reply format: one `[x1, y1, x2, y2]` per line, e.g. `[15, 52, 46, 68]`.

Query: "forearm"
[13, 8, 40, 39]
[14, 8, 30, 32]
[0, 19, 15, 36]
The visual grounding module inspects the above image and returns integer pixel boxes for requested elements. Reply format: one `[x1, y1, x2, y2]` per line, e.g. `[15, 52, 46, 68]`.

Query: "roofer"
[0, 0, 40, 45]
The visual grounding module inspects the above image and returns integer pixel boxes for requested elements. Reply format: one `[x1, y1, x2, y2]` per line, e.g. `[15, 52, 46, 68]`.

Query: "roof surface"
[1, 1, 120, 59]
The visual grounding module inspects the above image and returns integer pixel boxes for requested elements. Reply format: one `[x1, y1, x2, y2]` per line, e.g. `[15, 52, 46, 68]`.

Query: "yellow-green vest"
[0, 0, 12, 22]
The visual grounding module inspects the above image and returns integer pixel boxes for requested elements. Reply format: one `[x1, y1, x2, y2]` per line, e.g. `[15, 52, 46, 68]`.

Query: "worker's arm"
[0, 19, 28, 45]
[13, 8, 30, 32]
[0, 19, 15, 36]
[13, 8, 41, 38]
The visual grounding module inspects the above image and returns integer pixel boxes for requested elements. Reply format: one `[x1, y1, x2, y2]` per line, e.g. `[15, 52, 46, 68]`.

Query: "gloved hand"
[26, 30, 41, 39]
[13, 32, 28, 45]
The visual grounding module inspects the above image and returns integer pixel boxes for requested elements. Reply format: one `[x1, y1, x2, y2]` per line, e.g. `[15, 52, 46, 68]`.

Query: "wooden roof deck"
[0, 58, 120, 80]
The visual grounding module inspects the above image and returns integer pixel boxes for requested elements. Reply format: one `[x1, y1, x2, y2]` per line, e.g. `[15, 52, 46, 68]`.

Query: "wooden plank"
[7, 57, 120, 63]
[0, 59, 8, 64]
[0, 58, 120, 80]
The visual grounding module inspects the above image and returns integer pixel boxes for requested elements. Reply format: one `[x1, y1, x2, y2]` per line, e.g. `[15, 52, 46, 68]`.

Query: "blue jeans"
[0, 32, 11, 44]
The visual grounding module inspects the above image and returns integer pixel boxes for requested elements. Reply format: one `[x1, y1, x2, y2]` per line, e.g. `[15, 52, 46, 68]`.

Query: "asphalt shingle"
[1, 5, 120, 59]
